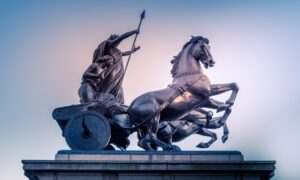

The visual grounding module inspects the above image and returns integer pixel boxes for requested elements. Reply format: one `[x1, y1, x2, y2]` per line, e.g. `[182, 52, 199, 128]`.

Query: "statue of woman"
[92, 29, 140, 104]
[77, 30, 141, 150]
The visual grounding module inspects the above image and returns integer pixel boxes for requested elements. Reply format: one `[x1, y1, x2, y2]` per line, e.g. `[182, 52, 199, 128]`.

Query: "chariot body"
[52, 94, 132, 151]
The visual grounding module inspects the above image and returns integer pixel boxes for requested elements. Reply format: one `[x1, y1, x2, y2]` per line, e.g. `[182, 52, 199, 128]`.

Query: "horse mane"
[170, 36, 205, 77]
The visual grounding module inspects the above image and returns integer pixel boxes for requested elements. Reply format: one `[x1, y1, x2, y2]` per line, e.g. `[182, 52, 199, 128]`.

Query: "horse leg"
[160, 133, 181, 151]
[138, 115, 159, 151]
[222, 123, 229, 143]
[203, 98, 231, 112]
[157, 122, 174, 145]
[202, 122, 229, 143]
[210, 83, 239, 106]
[218, 108, 231, 125]
[206, 109, 232, 143]
[139, 114, 175, 151]
[137, 128, 157, 150]
[196, 128, 217, 148]
[221, 110, 231, 143]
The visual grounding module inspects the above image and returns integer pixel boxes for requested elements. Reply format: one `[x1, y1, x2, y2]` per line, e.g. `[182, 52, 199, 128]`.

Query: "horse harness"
[155, 74, 205, 134]
[133, 74, 203, 127]
[161, 74, 203, 112]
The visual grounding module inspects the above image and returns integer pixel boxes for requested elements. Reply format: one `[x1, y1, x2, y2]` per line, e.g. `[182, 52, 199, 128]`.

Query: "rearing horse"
[128, 36, 239, 150]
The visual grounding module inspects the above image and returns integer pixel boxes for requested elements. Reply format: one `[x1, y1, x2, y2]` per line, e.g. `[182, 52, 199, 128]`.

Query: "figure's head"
[107, 34, 120, 46]
[191, 36, 215, 69]
[108, 34, 119, 40]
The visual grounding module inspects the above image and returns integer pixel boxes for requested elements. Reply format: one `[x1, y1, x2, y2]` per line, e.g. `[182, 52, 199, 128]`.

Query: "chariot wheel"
[64, 111, 111, 150]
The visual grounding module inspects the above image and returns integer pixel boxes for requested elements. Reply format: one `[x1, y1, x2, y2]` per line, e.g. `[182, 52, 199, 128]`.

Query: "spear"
[124, 10, 145, 75]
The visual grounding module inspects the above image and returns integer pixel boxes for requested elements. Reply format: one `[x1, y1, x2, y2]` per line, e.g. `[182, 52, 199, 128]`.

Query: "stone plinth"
[22, 151, 275, 180]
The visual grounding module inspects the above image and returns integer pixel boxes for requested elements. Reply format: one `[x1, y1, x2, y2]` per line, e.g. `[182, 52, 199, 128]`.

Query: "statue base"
[22, 150, 275, 180]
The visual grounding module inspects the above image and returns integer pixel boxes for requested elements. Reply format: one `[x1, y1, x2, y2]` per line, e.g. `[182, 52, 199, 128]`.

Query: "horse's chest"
[161, 92, 196, 121]
[172, 91, 195, 105]
[190, 79, 211, 97]
[165, 91, 198, 114]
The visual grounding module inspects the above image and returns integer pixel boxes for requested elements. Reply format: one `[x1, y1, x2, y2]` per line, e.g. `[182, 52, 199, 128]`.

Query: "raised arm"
[122, 46, 140, 56]
[111, 29, 139, 46]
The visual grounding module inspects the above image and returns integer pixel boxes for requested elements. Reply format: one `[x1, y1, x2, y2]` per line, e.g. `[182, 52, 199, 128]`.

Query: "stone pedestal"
[22, 151, 275, 180]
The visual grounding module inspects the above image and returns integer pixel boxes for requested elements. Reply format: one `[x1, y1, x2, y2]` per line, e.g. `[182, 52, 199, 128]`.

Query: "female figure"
[93, 30, 140, 104]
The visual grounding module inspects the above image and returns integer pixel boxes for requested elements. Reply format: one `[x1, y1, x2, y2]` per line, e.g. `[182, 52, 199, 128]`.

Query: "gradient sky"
[1, 1, 300, 179]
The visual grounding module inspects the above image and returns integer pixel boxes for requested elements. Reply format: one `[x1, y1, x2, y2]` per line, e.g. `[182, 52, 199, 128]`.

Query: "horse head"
[190, 36, 215, 69]
[171, 36, 215, 78]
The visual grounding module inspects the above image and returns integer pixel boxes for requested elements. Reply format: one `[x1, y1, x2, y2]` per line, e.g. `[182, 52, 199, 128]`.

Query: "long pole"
[124, 10, 145, 75]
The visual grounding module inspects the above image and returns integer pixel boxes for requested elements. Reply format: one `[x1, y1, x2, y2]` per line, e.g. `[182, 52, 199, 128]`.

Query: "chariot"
[52, 101, 130, 150]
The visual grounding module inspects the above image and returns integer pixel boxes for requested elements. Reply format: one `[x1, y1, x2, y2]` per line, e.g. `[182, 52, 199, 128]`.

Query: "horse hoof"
[216, 104, 230, 113]
[225, 100, 234, 107]
[146, 142, 157, 151]
[138, 139, 150, 151]
[222, 135, 228, 143]
[197, 142, 209, 148]
[171, 145, 181, 151]
[163, 145, 181, 151]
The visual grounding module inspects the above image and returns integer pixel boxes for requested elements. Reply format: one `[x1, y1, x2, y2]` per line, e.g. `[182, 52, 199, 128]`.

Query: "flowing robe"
[93, 40, 125, 104]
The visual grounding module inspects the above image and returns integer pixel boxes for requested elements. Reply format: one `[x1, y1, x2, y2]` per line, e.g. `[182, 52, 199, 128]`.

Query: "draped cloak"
[92, 40, 125, 104]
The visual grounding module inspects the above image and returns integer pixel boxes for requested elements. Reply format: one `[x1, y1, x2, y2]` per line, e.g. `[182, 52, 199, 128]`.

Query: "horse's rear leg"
[157, 122, 182, 151]
[157, 122, 173, 144]
[139, 115, 175, 151]
[196, 128, 217, 148]
[138, 115, 159, 151]
[210, 83, 239, 106]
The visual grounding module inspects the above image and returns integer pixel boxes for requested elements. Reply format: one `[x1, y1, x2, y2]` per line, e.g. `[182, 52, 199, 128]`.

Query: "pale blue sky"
[0, 1, 300, 179]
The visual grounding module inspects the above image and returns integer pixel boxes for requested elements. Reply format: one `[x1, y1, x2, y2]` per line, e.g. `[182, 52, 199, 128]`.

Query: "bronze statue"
[128, 36, 239, 151]
[53, 11, 239, 151]
[146, 108, 232, 151]
[92, 30, 140, 104]
[75, 29, 142, 150]
[78, 55, 113, 103]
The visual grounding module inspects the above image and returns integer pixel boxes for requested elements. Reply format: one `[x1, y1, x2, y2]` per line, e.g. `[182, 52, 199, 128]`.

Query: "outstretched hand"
[135, 29, 140, 34]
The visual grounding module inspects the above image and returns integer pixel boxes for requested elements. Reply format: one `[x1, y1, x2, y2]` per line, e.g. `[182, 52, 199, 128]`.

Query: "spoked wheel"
[64, 111, 111, 150]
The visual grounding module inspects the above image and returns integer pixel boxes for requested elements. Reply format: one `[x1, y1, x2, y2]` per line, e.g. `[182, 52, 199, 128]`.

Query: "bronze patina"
[128, 36, 238, 150]
[53, 11, 239, 151]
